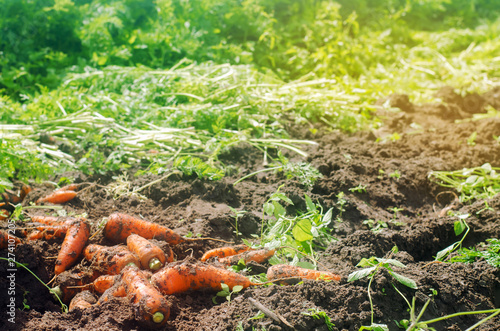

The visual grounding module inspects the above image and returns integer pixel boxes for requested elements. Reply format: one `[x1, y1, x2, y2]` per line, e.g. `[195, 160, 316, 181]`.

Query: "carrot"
[121, 266, 170, 328]
[51, 269, 99, 303]
[30, 215, 67, 226]
[97, 282, 127, 304]
[0, 209, 10, 220]
[56, 184, 80, 192]
[1, 185, 31, 205]
[104, 213, 184, 246]
[84, 244, 140, 275]
[92, 274, 120, 294]
[127, 234, 168, 271]
[200, 244, 252, 262]
[266, 264, 341, 282]
[54, 218, 90, 275]
[27, 225, 69, 241]
[151, 262, 256, 295]
[0, 230, 21, 249]
[219, 248, 275, 266]
[37, 190, 77, 205]
[69, 290, 97, 311]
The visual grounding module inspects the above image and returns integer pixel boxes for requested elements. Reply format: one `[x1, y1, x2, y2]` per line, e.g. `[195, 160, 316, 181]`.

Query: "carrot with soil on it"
[83, 244, 140, 275]
[121, 265, 170, 328]
[27, 226, 68, 241]
[200, 244, 252, 262]
[127, 234, 170, 271]
[151, 262, 258, 295]
[69, 290, 97, 311]
[51, 269, 100, 303]
[266, 264, 341, 282]
[54, 218, 90, 275]
[0, 209, 9, 220]
[0, 229, 22, 249]
[218, 248, 275, 266]
[37, 190, 78, 205]
[104, 212, 185, 246]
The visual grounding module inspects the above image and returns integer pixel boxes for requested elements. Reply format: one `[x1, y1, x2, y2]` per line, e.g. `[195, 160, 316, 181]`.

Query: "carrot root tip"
[149, 258, 163, 271]
[152, 312, 164, 324]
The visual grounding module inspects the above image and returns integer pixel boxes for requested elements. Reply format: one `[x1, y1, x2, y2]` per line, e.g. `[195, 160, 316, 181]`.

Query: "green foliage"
[212, 283, 244, 304]
[435, 213, 470, 262]
[429, 163, 500, 203]
[257, 188, 335, 268]
[450, 238, 500, 268]
[0, 138, 53, 192]
[302, 308, 335, 331]
[173, 155, 224, 181]
[348, 252, 417, 330]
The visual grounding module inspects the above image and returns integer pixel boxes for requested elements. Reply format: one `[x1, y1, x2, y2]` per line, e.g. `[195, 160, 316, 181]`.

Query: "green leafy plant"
[302, 308, 335, 330]
[363, 219, 388, 234]
[450, 238, 500, 268]
[173, 155, 225, 181]
[349, 184, 367, 193]
[212, 283, 244, 304]
[348, 252, 418, 330]
[429, 163, 500, 203]
[435, 213, 470, 261]
[255, 188, 334, 269]
[389, 170, 401, 180]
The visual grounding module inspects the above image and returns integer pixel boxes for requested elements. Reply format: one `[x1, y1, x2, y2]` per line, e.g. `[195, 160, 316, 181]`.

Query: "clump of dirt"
[1, 86, 500, 330]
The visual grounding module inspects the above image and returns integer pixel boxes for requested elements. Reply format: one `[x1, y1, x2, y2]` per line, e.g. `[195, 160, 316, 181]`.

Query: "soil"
[1, 86, 500, 331]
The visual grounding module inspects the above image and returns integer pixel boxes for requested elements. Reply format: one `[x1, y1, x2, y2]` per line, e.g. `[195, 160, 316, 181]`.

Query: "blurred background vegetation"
[1, 0, 499, 190]
[2, 0, 499, 98]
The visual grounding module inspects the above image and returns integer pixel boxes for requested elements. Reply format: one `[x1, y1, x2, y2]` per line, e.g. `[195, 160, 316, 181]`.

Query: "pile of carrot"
[3, 210, 342, 328]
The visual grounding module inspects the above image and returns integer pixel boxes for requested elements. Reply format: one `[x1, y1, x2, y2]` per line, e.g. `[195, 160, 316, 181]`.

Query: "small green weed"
[348, 249, 417, 330]
[212, 283, 244, 304]
[349, 184, 367, 193]
[302, 308, 335, 330]
[435, 213, 470, 262]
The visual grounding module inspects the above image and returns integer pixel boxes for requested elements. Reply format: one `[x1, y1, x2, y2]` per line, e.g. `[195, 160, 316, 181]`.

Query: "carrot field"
[1, 1, 500, 330]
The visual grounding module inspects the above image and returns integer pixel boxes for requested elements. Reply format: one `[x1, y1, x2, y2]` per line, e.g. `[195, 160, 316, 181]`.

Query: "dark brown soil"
[1, 86, 500, 331]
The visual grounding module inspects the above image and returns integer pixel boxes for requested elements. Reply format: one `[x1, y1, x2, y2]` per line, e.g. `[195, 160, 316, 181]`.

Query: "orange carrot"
[69, 290, 97, 311]
[200, 244, 252, 262]
[51, 269, 99, 303]
[219, 248, 275, 266]
[0, 209, 9, 220]
[37, 190, 77, 205]
[266, 264, 341, 282]
[104, 213, 184, 246]
[97, 282, 127, 304]
[30, 215, 67, 226]
[0, 229, 21, 249]
[127, 234, 168, 271]
[84, 244, 140, 275]
[121, 266, 170, 328]
[27, 225, 69, 241]
[56, 184, 80, 192]
[92, 274, 120, 295]
[1, 185, 31, 205]
[151, 262, 255, 295]
[54, 218, 90, 275]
